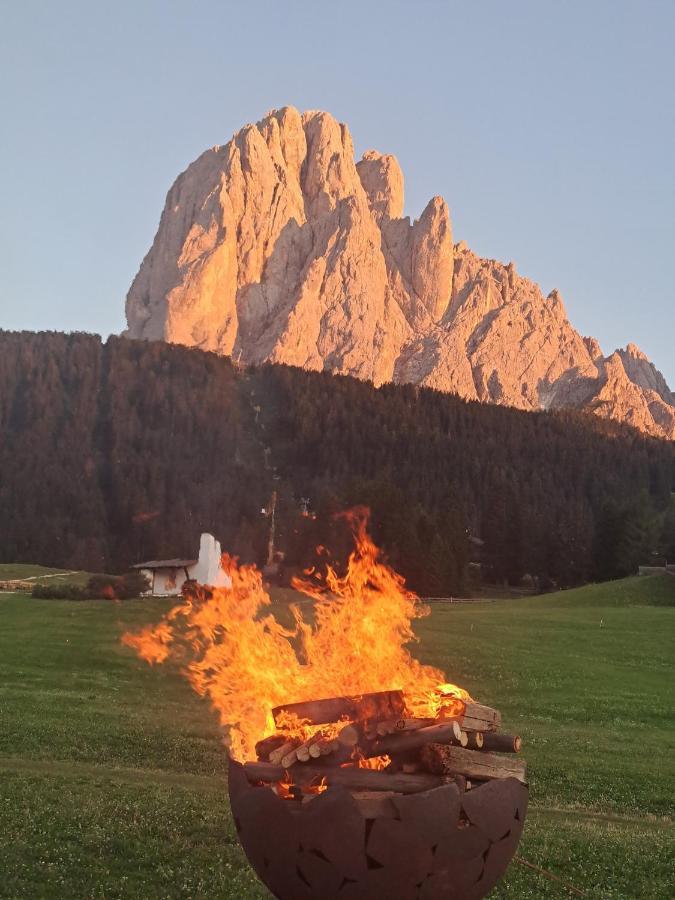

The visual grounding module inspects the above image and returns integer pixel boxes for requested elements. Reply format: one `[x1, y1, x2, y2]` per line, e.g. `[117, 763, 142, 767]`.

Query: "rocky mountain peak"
[124, 106, 674, 441]
[616, 344, 673, 405]
[356, 150, 404, 220]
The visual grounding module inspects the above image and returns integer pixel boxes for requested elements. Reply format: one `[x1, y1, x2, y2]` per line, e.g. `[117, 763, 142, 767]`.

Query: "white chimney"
[193, 533, 233, 588]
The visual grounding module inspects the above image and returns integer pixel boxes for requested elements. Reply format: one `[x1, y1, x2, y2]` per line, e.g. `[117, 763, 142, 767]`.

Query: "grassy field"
[0, 576, 673, 898]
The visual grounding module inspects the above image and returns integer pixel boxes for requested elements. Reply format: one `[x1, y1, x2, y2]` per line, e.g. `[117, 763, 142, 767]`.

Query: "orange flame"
[275, 774, 327, 799]
[122, 507, 468, 760]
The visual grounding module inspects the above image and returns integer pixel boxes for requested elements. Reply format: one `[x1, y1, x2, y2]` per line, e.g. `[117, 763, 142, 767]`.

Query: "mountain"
[125, 107, 675, 441]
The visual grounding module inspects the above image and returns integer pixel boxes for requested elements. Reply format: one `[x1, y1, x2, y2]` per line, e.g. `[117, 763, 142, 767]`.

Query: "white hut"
[132, 533, 233, 596]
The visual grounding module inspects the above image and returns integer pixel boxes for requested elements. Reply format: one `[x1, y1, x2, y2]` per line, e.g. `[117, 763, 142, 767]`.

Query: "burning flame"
[122, 507, 468, 760]
[276, 774, 327, 799]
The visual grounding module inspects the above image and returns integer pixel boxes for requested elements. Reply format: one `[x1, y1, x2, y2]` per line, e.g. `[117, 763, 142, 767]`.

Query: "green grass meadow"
[0, 576, 673, 898]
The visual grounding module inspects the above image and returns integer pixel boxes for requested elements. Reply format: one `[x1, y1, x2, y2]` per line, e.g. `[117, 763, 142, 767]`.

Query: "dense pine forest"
[1, 330, 673, 593]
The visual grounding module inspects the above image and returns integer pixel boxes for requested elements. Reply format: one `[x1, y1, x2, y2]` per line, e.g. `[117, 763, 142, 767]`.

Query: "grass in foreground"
[0, 575, 673, 898]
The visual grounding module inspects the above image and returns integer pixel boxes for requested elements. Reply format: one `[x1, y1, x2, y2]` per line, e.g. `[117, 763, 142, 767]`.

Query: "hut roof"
[131, 558, 197, 570]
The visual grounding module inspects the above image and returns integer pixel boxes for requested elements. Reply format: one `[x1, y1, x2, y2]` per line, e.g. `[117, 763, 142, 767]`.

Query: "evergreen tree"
[0, 330, 672, 590]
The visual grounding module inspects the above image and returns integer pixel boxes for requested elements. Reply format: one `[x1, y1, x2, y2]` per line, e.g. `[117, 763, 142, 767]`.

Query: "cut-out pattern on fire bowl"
[228, 758, 528, 900]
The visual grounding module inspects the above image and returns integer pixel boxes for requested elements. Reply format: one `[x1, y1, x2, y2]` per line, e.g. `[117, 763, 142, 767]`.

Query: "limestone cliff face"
[125, 107, 674, 441]
[584, 353, 675, 440]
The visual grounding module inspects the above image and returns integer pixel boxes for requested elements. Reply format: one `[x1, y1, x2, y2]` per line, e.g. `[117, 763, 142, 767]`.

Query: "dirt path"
[24, 570, 78, 580]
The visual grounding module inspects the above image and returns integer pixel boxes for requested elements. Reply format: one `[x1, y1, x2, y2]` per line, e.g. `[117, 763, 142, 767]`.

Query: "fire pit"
[122, 510, 529, 897]
[229, 756, 527, 900]
[229, 688, 528, 900]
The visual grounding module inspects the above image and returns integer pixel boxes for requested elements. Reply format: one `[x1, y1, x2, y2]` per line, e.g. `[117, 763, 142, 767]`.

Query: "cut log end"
[255, 734, 287, 761]
[269, 739, 299, 766]
[464, 731, 483, 750]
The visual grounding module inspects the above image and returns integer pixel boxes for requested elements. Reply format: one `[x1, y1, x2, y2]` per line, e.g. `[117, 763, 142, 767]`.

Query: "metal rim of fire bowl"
[228, 757, 528, 900]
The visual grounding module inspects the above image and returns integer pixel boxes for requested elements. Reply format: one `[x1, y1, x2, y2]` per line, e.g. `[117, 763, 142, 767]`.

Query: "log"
[255, 734, 287, 761]
[314, 742, 359, 768]
[272, 690, 405, 728]
[268, 739, 298, 766]
[308, 735, 337, 759]
[375, 717, 435, 736]
[296, 735, 343, 763]
[295, 738, 315, 763]
[480, 733, 522, 753]
[461, 716, 498, 733]
[243, 761, 444, 794]
[464, 731, 484, 750]
[461, 702, 501, 733]
[463, 702, 501, 724]
[276, 736, 354, 768]
[281, 747, 300, 768]
[336, 723, 363, 747]
[395, 717, 436, 731]
[420, 744, 527, 783]
[376, 719, 399, 737]
[318, 738, 340, 757]
[368, 720, 464, 758]
[389, 746, 422, 764]
[281, 737, 340, 767]
[363, 719, 381, 740]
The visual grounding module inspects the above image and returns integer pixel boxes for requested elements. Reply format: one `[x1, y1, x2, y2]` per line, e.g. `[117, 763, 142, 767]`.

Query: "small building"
[132, 533, 233, 596]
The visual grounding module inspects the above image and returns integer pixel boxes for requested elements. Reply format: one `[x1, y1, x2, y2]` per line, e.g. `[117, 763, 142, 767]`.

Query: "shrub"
[85, 571, 150, 600]
[32, 583, 87, 600]
[117, 570, 151, 599]
[85, 574, 117, 598]
[31, 571, 151, 601]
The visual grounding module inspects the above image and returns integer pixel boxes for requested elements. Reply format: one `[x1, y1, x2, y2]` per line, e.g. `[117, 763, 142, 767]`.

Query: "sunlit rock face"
[125, 107, 674, 440]
[581, 353, 675, 440]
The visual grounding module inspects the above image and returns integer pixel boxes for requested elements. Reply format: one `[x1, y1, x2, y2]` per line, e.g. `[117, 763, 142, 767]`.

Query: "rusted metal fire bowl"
[228, 758, 527, 899]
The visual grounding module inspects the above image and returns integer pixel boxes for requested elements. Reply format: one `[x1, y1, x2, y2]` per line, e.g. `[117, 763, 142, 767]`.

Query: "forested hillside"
[1, 331, 673, 592]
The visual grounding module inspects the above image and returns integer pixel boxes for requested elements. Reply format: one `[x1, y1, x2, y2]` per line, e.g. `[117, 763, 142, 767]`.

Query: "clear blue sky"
[1, 0, 673, 383]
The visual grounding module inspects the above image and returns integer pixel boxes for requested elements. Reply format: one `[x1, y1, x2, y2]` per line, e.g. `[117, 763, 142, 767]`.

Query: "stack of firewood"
[243, 689, 525, 796]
